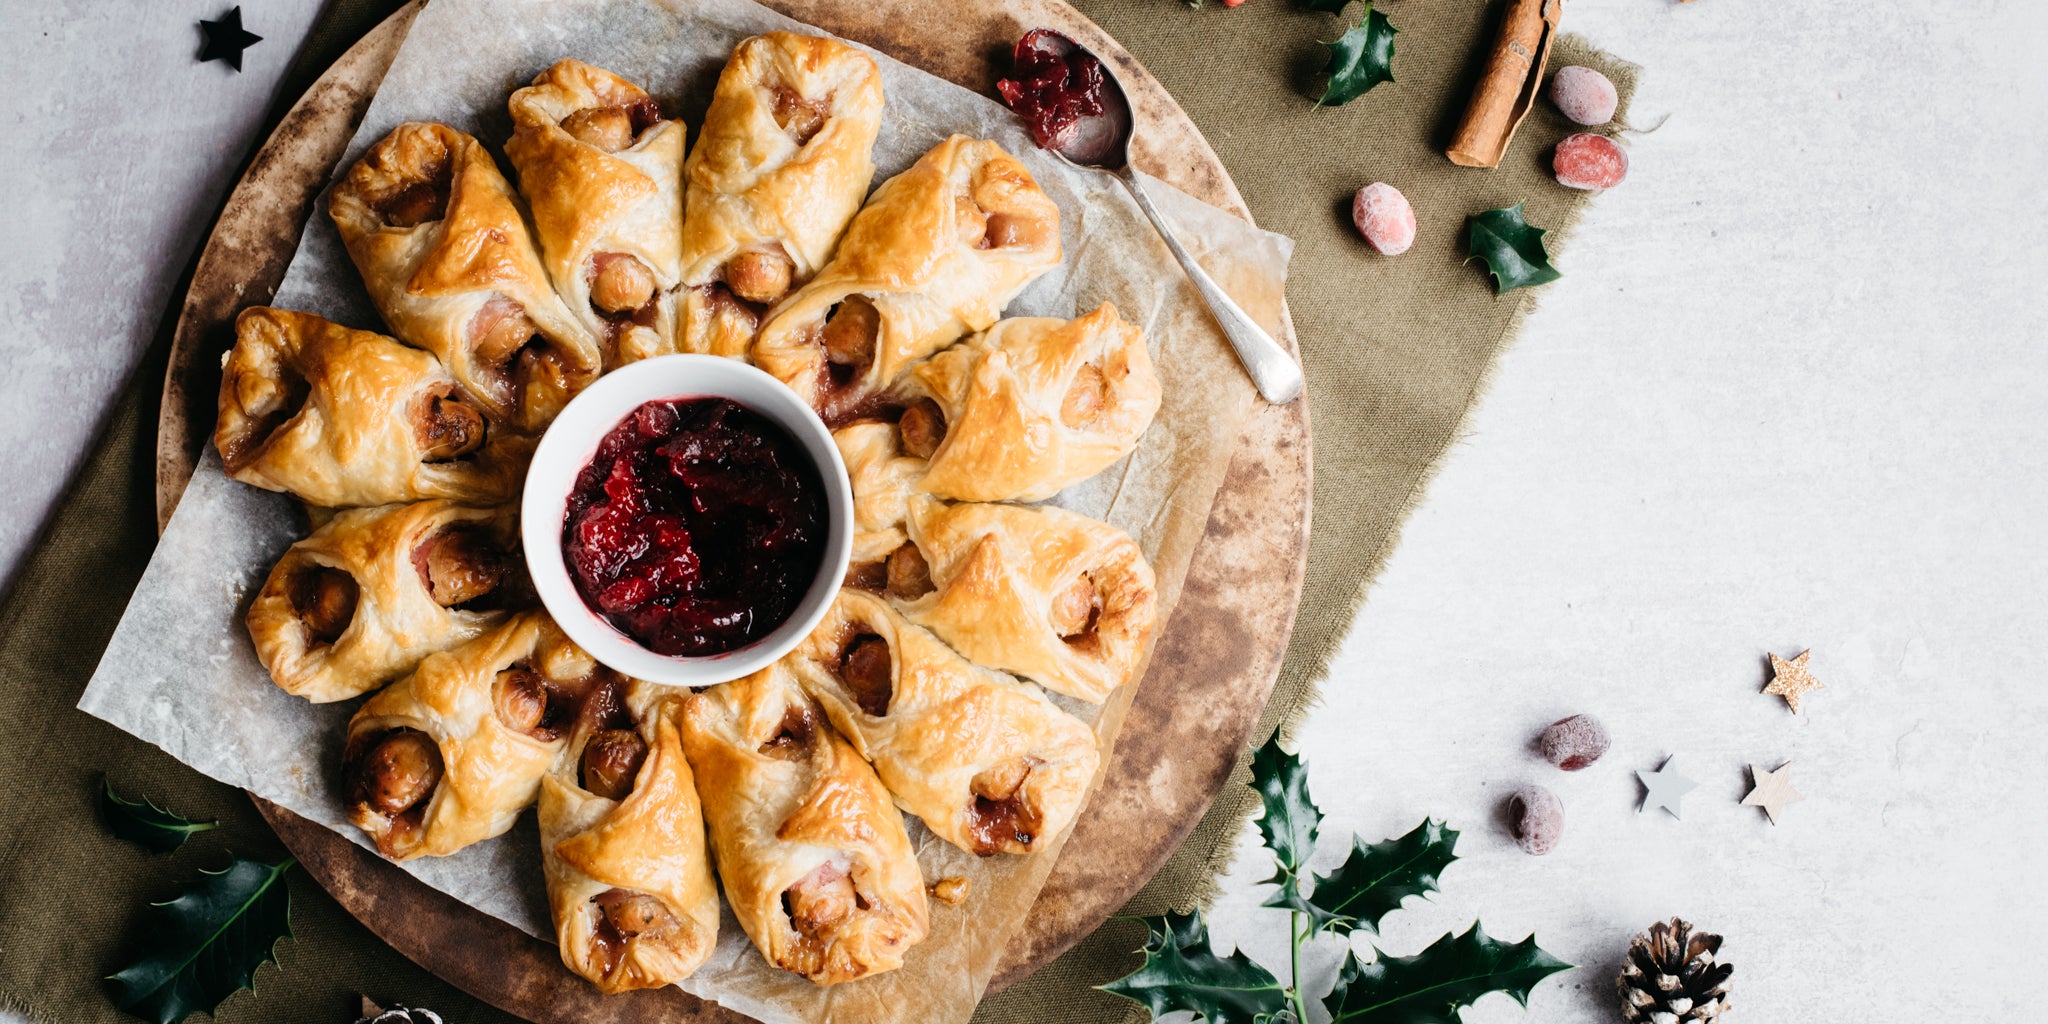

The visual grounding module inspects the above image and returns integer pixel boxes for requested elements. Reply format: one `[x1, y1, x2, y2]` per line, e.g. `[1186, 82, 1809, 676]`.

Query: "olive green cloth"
[0, 2, 1632, 1023]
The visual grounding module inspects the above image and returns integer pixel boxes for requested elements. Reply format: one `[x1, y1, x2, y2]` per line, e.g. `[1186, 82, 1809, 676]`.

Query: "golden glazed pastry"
[789, 589, 1100, 856]
[342, 613, 610, 859]
[507, 60, 686, 368]
[215, 307, 523, 508]
[248, 501, 524, 703]
[329, 122, 599, 430]
[678, 32, 885, 358]
[834, 421, 928, 574]
[678, 665, 928, 985]
[540, 682, 719, 992]
[859, 499, 1158, 705]
[752, 135, 1061, 421]
[900, 302, 1161, 502]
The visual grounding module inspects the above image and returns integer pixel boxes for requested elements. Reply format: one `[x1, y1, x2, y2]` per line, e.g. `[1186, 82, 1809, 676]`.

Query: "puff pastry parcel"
[507, 60, 686, 368]
[834, 421, 928, 573]
[330, 122, 599, 429]
[752, 135, 1060, 421]
[679, 665, 928, 985]
[862, 499, 1157, 704]
[790, 589, 1100, 856]
[216, 307, 523, 507]
[249, 500, 523, 703]
[541, 681, 719, 992]
[900, 302, 1161, 502]
[343, 613, 607, 859]
[678, 32, 884, 358]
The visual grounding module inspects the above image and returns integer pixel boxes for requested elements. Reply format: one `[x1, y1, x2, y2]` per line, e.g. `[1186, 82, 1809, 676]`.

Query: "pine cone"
[1617, 918, 1733, 1023]
[356, 997, 445, 1024]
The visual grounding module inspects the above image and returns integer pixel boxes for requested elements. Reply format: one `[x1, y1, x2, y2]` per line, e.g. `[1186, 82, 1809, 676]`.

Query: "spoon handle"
[1116, 168, 1303, 404]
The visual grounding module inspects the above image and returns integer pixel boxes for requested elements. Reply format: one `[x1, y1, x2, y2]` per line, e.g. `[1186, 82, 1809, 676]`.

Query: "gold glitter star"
[1762, 649, 1823, 714]
[1742, 761, 1805, 824]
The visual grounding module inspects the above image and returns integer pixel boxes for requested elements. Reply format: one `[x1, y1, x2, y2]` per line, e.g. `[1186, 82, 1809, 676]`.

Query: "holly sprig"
[1101, 737, 1572, 1024]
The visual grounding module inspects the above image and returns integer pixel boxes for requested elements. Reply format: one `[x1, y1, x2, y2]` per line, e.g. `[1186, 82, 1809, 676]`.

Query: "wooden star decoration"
[1742, 761, 1805, 824]
[1635, 755, 1698, 819]
[1763, 649, 1823, 714]
[198, 7, 262, 72]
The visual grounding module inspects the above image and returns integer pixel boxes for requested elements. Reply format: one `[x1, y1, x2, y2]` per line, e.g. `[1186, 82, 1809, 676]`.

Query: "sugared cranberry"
[1539, 714, 1610, 771]
[1507, 784, 1565, 856]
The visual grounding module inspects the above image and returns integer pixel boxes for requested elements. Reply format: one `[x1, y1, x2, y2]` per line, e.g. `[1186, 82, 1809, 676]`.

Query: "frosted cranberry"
[1351, 182, 1416, 256]
[1554, 133, 1628, 190]
[1540, 714, 1610, 771]
[1550, 66, 1618, 126]
[1508, 784, 1564, 855]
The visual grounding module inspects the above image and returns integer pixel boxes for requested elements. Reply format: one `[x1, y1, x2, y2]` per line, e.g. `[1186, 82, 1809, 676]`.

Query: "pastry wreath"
[342, 613, 602, 860]
[541, 683, 720, 993]
[678, 663, 929, 986]
[507, 59, 686, 369]
[752, 134, 1061, 422]
[678, 31, 885, 358]
[329, 121, 599, 431]
[900, 302, 1162, 503]
[216, 307, 524, 508]
[871, 498, 1158, 705]
[789, 588, 1101, 857]
[248, 500, 522, 703]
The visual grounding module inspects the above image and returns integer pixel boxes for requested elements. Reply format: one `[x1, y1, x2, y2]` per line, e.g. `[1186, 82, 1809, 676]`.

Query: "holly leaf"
[1316, 5, 1397, 107]
[1250, 736, 1320, 882]
[1099, 911, 1288, 1024]
[100, 775, 218, 853]
[1322, 922, 1573, 1024]
[1464, 203, 1561, 294]
[1303, 819, 1459, 936]
[1304, 0, 1353, 12]
[109, 858, 295, 1024]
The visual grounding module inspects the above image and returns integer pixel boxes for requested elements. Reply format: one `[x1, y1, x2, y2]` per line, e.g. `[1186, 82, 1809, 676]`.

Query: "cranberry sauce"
[563, 397, 826, 657]
[995, 29, 1109, 155]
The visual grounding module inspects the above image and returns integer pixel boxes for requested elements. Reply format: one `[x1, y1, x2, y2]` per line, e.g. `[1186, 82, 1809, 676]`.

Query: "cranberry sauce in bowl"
[563, 397, 826, 657]
[522, 354, 852, 686]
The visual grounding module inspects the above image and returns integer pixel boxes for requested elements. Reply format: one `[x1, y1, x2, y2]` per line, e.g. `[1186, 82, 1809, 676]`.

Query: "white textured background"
[5, 0, 2045, 1021]
[1201, 2, 2048, 1021]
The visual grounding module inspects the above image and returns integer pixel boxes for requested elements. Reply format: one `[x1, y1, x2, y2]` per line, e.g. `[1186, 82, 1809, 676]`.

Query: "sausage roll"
[678, 32, 884, 358]
[899, 302, 1161, 502]
[752, 135, 1061, 422]
[329, 122, 599, 430]
[507, 60, 686, 368]
[249, 500, 525, 703]
[540, 682, 719, 992]
[678, 664, 928, 985]
[216, 307, 523, 508]
[834, 422, 927, 581]
[789, 589, 1100, 856]
[856, 499, 1157, 704]
[342, 613, 609, 859]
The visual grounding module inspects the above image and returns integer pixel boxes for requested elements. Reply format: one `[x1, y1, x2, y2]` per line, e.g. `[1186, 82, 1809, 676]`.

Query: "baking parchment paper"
[80, 0, 1292, 1020]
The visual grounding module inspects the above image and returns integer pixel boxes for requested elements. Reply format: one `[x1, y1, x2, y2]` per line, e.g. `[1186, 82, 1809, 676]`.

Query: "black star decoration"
[198, 7, 262, 72]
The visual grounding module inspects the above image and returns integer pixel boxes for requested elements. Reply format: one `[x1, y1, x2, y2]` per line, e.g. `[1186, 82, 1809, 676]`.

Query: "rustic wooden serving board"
[154, 2, 1312, 1020]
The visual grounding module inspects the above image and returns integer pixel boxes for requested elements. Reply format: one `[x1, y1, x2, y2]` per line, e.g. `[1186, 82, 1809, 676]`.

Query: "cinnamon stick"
[1447, 0, 1563, 169]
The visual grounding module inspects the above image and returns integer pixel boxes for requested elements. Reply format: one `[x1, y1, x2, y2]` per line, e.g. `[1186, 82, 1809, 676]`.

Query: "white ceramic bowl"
[522, 355, 852, 686]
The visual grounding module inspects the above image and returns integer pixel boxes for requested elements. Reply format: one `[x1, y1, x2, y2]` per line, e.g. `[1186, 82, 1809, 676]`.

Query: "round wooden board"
[156, 2, 1312, 1020]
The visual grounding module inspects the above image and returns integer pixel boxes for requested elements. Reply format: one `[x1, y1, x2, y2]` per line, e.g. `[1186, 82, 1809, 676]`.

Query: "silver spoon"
[1024, 33, 1304, 405]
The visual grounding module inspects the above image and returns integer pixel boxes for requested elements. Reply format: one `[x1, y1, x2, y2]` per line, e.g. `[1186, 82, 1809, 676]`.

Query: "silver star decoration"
[1742, 761, 1805, 825]
[1636, 755, 1698, 819]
